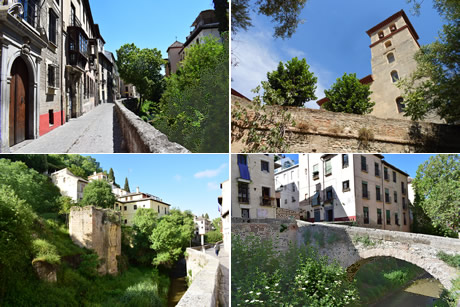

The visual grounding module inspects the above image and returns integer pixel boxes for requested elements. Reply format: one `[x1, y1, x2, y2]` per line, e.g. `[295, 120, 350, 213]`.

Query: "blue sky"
[85, 154, 229, 219]
[232, 0, 444, 108]
[89, 0, 215, 58]
[279, 154, 434, 178]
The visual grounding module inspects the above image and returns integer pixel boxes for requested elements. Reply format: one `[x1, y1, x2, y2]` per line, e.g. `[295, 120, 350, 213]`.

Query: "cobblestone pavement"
[12, 103, 124, 153]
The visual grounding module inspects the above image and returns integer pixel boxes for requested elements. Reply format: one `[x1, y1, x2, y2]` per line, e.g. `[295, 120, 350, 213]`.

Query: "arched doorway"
[9, 57, 30, 146]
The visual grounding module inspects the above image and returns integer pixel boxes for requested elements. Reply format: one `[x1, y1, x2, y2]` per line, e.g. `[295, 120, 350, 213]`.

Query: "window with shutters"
[325, 159, 332, 176]
[49, 9, 58, 45]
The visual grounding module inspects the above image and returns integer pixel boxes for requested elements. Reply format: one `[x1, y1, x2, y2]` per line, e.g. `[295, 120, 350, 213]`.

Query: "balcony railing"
[260, 196, 274, 207]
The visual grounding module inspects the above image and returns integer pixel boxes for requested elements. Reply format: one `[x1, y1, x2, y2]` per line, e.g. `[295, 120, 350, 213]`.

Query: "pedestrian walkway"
[205, 244, 229, 307]
[12, 103, 124, 153]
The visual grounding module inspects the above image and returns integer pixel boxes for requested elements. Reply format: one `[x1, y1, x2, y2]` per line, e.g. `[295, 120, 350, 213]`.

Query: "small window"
[385, 41, 392, 48]
[342, 154, 349, 168]
[361, 156, 367, 172]
[374, 162, 380, 177]
[384, 167, 389, 180]
[387, 52, 395, 63]
[124, 219, 127, 224]
[376, 185, 381, 201]
[391, 70, 399, 83]
[48, 65, 57, 88]
[261, 160, 269, 172]
[378, 31, 384, 39]
[393, 171, 397, 183]
[291, 182, 296, 192]
[134, 205, 137, 210]
[394, 191, 398, 203]
[362, 181, 369, 199]
[238, 182, 249, 203]
[158, 206, 160, 213]
[342, 180, 350, 192]
[49, 110, 54, 126]
[242, 208, 250, 219]
[403, 213, 407, 225]
[124, 206, 127, 211]
[386, 210, 391, 225]
[284, 199, 287, 204]
[49, 9, 58, 45]
[312, 164, 319, 180]
[363, 207, 369, 224]
[291, 196, 295, 202]
[377, 209, 382, 225]
[385, 188, 390, 203]
[325, 159, 332, 176]
[390, 23, 397, 32]
[395, 213, 399, 225]
[326, 186, 333, 201]
[396, 97, 405, 113]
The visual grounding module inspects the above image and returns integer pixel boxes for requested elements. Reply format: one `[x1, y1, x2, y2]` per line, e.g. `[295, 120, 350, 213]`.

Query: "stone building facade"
[298, 154, 410, 232]
[0, 0, 117, 152]
[274, 156, 299, 212]
[69, 206, 121, 275]
[218, 179, 230, 252]
[231, 154, 276, 219]
[115, 187, 171, 226]
[51, 167, 88, 201]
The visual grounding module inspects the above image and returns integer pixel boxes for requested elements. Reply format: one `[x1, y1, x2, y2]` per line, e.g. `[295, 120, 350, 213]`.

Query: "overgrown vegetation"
[354, 257, 425, 305]
[0, 156, 174, 306]
[232, 235, 359, 306]
[437, 251, 460, 269]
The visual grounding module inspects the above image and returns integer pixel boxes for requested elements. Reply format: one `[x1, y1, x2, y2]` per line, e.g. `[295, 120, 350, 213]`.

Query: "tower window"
[396, 97, 405, 113]
[378, 31, 384, 39]
[391, 71, 399, 83]
[387, 53, 395, 64]
[390, 23, 397, 32]
[385, 41, 392, 48]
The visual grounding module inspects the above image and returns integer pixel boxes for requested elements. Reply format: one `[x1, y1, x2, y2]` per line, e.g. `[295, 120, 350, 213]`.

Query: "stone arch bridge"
[232, 218, 460, 290]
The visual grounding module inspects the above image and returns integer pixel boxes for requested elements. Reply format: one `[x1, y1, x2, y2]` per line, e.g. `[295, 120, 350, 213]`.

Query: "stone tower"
[366, 10, 420, 120]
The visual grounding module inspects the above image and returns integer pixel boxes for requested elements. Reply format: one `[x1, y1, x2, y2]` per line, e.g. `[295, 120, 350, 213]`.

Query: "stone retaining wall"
[114, 100, 189, 153]
[177, 247, 220, 307]
[276, 208, 301, 219]
[232, 96, 460, 153]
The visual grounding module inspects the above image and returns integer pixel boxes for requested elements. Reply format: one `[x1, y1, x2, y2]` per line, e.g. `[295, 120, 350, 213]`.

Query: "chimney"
[136, 187, 140, 193]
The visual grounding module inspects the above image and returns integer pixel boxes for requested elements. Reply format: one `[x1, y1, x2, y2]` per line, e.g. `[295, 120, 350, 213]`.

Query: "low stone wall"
[177, 247, 220, 307]
[276, 208, 301, 219]
[232, 96, 460, 153]
[114, 100, 189, 153]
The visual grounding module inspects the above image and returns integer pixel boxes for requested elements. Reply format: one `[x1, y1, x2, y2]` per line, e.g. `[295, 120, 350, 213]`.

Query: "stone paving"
[206, 245, 229, 307]
[12, 103, 124, 153]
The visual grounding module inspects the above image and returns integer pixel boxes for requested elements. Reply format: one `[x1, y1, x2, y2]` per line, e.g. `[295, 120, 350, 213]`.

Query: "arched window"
[390, 23, 397, 32]
[378, 31, 384, 39]
[387, 52, 395, 64]
[396, 97, 405, 113]
[385, 41, 392, 48]
[391, 70, 399, 83]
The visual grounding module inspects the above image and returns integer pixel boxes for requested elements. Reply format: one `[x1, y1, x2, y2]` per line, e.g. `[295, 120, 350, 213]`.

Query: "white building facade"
[274, 158, 299, 212]
[51, 168, 88, 202]
[231, 154, 276, 219]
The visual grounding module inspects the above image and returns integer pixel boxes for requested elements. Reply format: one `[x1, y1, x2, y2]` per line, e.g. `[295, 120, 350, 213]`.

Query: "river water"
[167, 258, 188, 306]
[371, 273, 444, 307]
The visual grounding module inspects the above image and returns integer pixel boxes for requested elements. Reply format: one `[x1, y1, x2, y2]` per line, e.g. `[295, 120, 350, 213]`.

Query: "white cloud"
[232, 30, 333, 110]
[194, 164, 228, 179]
[207, 182, 220, 190]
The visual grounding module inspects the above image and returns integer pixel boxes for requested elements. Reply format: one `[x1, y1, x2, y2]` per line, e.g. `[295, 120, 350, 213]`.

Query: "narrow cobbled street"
[12, 103, 124, 153]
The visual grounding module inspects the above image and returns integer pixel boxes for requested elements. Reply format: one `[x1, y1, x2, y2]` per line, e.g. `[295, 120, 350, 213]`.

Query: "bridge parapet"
[232, 218, 460, 291]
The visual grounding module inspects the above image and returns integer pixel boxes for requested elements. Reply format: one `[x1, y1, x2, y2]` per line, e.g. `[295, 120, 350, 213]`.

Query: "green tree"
[412, 155, 460, 237]
[129, 209, 160, 266]
[232, 0, 308, 38]
[108, 168, 115, 184]
[124, 177, 131, 193]
[0, 159, 61, 214]
[398, 0, 460, 123]
[116, 44, 165, 106]
[149, 209, 194, 267]
[323, 73, 375, 114]
[80, 180, 116, 209]
[156, 36, 229, 152]
[205, 230, 222, 244]
[262, 57, 317, 107]
[212, 217, 222, 231]
[213, 0, 229, 33]
[0, 154, 48, 174]
[0, 186, 35, 299]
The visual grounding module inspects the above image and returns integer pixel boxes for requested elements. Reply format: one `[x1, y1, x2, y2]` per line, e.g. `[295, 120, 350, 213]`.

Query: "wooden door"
[9, 58, 29, 146]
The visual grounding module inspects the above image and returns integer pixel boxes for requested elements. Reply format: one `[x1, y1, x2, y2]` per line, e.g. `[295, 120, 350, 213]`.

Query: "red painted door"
[9, 58, 29, 146]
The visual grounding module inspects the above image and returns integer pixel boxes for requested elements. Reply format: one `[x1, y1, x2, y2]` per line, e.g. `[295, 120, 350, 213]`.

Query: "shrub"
[32, 239, 61, 264]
